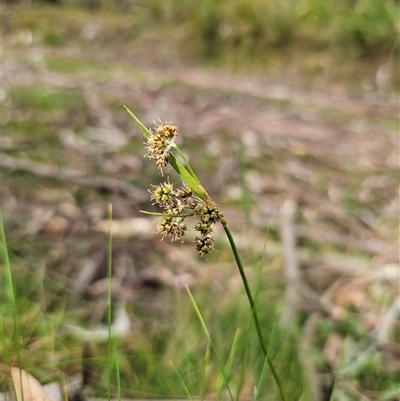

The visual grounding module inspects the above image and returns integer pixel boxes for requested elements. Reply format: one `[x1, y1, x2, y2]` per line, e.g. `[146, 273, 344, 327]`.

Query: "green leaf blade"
[169, 154, 208, 202]
[124, 106, 152, 139]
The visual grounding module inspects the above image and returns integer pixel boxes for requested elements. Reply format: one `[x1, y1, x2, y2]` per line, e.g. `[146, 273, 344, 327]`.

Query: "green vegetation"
[4, 0, 399, 90]
[1, 224, 303, 399]
[1, 0, 398, 399]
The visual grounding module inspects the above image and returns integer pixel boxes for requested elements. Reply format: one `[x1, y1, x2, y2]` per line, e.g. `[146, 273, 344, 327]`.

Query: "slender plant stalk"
[202, 341, 211, 400]
[236, 315, 252, 401]
[115, 355, 121, 401]
[170, 361, 194, 401]
[0, 214, 25, 400]
[218, 328, 241, 396]
[107, 203, 113, 401]
[126, 110, 286, 401]
[221, 223, 266, 355]
[222, 222, 286, 401]
[0, 215, 19, 351]
[186, 286, 234, 401]
[255, 347, 272, 399]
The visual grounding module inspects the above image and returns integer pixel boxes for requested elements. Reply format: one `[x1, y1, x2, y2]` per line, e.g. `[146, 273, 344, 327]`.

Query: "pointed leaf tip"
[125, 107, 152, 139]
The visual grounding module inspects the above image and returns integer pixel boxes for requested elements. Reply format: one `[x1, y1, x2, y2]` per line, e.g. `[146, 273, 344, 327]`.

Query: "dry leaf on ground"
[9, 367, 56, 401]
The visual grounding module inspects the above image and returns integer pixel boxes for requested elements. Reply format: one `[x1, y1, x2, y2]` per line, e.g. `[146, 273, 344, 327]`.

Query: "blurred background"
[1, 0, 399, 400]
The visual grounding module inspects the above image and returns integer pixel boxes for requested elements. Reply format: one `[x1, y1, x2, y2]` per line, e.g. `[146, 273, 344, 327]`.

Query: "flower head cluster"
[144, 122, 178, 175]
[143, 119, 224, 256]
[150, 182, 223, 256]
[192, 203, 224, 256]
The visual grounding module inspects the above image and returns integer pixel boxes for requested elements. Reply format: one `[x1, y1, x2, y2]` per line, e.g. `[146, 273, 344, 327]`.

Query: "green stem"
[107, 203, 113, 401]
[222, 221, 286, 401]
[1, 214, 25, 398]
[186, 286, 234, 401]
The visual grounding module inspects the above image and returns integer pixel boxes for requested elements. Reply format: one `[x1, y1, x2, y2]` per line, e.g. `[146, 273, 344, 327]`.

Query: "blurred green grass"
[4, 0, 399, 91]
[1, 238, 305, 399]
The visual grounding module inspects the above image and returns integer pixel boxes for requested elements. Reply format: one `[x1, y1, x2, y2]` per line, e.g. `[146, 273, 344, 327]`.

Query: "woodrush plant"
[125, 107, 286, 400]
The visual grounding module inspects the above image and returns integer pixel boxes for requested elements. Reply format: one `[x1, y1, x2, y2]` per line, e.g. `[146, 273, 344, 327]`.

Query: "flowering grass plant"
[125, 107, 286, 400]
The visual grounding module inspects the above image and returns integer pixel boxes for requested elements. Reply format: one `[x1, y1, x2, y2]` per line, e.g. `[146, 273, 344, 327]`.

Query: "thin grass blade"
[185, 285, 234, 401]
[124, 106, 153, 139]
[170, 361, 194, 401]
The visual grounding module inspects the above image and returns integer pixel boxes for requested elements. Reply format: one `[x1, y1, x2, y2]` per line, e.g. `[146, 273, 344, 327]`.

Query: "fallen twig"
[0, 153, 147, 201]
[279, 198, 300, 327]
[251, 196, 397, 259]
